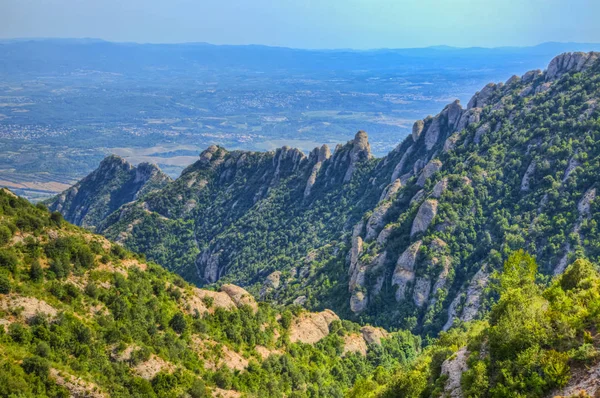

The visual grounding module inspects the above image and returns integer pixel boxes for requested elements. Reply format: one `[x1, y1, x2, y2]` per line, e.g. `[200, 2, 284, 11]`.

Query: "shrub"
[0, 225, 12, 245]
[169, 312, 187, 334]
[29, 260, 43, 282]
[0, 273, 10, 294]
[0, 249, 19, 272]
[21, 356, 49, 378]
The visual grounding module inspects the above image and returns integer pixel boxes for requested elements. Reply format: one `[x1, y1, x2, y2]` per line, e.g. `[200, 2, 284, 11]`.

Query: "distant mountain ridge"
[48, 52, 600, 336]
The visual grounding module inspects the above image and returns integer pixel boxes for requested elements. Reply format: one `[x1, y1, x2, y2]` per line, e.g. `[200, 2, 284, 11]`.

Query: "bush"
[29, 260, 43, 282]
[0, 273, 11, 294]
[169, 312, 187, 334]
[21, 356, 49, 378]
[0, 249, 19, 273]
[189, 379, 207, 398]
[0, 225, 12, 245]
[9, 324, 32, 344]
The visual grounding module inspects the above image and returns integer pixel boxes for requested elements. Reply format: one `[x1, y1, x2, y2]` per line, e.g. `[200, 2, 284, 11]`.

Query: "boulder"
[416, 159, 442, 187]
[360, 326, 389, 346]
[344, 131, 372, 182]
[220, 284, 258, 313]
[413, 277, 431, 307]
[412, 120, 425, 142]
[392, 240, 422, 301]
[365, 201, 392, 241]
[379, 179, 402, 202]
[441, 348, 469, 398]
[289, 309, 340, 344]
[432, 178, 449, 198]
[411, 199, 438, 237]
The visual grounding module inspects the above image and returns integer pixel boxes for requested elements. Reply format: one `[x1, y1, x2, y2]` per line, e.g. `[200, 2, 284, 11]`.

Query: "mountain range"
[47, 51, 600, 336]
[0, 50, 599, 396]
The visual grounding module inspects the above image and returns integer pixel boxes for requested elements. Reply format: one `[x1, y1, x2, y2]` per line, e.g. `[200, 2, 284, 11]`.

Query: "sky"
[2, 0, 599, 49]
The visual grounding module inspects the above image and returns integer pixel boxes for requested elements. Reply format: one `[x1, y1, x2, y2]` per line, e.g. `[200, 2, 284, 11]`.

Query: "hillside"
[0, 188, 417, 397]
[45, 156, 171, 230]
[47, 52, 600, 336]
[4, 189, 600, 397]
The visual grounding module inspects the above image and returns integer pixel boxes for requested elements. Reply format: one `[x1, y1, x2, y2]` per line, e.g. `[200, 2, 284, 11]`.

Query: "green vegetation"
[350, 250, 600, 397]
[0, 189, 419, 397]
[53, 53, 600, 338]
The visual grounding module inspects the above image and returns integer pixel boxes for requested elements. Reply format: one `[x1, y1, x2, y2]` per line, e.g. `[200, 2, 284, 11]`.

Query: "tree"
[169, 312, 187, 334]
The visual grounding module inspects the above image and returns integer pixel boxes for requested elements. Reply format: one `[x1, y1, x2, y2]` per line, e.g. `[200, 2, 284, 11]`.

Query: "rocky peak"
[96, 154, 133, 174]
[546, 52, 599, 81]
[343, 130, 372, 182]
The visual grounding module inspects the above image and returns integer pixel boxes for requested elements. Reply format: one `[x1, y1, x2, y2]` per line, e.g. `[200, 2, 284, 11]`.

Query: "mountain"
[5, 189, 600, 397]
[48, 52, 600, 337]
[0, 188, 416, 397]
[45, 155, 171, 231]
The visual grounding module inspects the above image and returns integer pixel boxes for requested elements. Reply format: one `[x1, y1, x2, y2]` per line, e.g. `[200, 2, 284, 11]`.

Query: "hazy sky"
[2, 0, 599, 49]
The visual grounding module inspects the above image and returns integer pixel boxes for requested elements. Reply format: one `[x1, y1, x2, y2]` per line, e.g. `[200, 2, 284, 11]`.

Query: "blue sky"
[2, 0, 599, 49]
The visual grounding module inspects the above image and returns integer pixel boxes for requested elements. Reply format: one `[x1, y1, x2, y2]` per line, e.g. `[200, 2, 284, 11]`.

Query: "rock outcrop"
[304, 144, 331, 197]
[411, 199, 438, 236]
[546, 52, 599, 81]
[46, 155, 171, 229]
[343, 131, 372, 182]
[392, 240, 422, 301]
[441, 348, 469, 398]
[360, 326, 389, 346]
[412, 120, 425, 142]
[289, 309, 340, 344]
[416, 159, 442, 187]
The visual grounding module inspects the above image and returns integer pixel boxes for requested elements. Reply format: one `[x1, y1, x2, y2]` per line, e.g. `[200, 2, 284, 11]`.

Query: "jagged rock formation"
[50, 52, 600, 333]
[46, 155, 170, 230]
[411, 199, 438, 236]
[441, 348, 469, 398]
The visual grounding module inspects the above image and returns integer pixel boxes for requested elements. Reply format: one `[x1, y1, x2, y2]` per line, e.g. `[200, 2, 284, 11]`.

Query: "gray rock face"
[520, 161, 536, 191]
[412, 120, 424, 142]
[546, 52, 599, 81]
[456, 107, 482, 133]
[379, 179, 402, 202]
[391, 145, 414, 182]
[411, 199, 438, 237]
[460, 266, 490, 323]
[304, 144, 331, 198]
[441, 347, 469, 398]
[260, 271, 282, 299]
[409, 189, 425, 205]
[344, 131, 372, 182]
[467, 83, 497, 109]
[474, 123, 490, 144]
[376, 225, 394, 246]
[432, 178, 449, 198]
[443, 133, 460, 153]
[350, 291, 368, 313]
[412, 277, 431, 307]
[392, 240, 422, 302]
[578, 188, 596, 217]
[348, 236, 364, 291]
[446, 100, 463, 130]
[197, 249, 222, 283]
[522, 69, 542, 83]
[416, 159, 442, 187]
[562, 155, 581, 182]
[365, 201, 392, 241]
[424, 117, 442, 150]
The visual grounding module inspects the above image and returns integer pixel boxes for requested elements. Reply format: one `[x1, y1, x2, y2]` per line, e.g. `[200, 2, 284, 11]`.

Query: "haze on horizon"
[2, 0, 599, 50]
